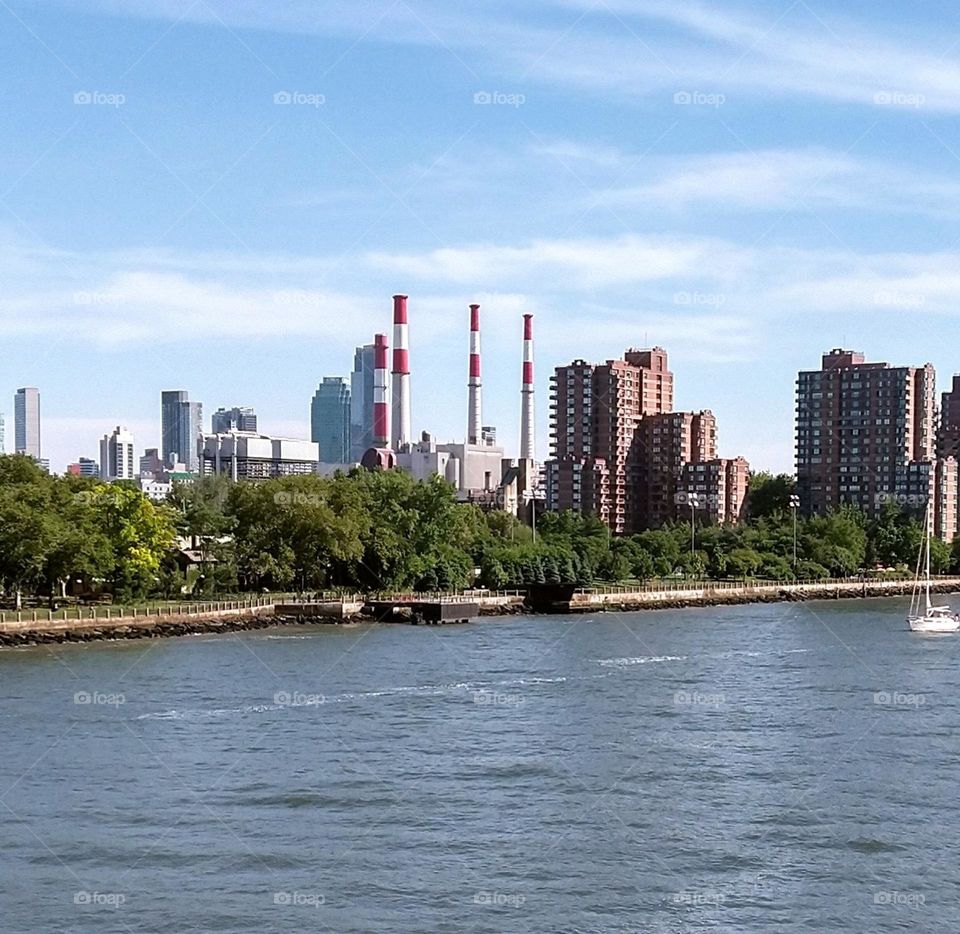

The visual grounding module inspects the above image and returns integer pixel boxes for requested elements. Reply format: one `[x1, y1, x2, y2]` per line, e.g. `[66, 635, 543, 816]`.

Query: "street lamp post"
[789, 494, 801, 569]
[675, 491, 701, 577]
[688, 493, 701, 555]
[674, 492, 701, 554]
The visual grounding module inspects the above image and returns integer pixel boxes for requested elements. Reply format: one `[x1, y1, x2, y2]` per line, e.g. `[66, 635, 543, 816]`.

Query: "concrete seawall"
[565, 578, 960, 613]
[0, 594, 525, 646]
[2, 581, 955, 647]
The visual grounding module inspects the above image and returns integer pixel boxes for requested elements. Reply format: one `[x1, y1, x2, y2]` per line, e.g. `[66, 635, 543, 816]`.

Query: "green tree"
[747, 472, 797, 519]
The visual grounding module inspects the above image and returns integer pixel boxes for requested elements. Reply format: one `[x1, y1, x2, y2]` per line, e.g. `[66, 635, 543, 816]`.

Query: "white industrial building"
[199, 432, 319, 480]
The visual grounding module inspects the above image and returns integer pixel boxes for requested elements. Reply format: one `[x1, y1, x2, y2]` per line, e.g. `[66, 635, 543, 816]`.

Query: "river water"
[2, 597, 958, 932]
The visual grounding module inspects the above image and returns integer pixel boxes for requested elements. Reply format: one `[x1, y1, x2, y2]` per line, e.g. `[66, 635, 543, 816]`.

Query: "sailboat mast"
[925, 501, 933, 612]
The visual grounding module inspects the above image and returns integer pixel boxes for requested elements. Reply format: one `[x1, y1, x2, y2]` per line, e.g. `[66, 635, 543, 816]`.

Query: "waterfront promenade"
[1, 577, 958, 646]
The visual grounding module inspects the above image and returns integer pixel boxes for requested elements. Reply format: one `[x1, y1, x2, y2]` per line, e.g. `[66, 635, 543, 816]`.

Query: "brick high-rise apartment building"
[939, 374, 960, 458]
[546, 346, 748, 533]
[795, 349, 937, 521]
[547, 348, 674, 533]
[633, 411, 716, 528]
[676, 457, 750, 525]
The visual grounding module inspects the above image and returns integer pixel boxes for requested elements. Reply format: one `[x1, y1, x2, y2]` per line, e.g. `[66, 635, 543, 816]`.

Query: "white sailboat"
[907, 504, 959, 633]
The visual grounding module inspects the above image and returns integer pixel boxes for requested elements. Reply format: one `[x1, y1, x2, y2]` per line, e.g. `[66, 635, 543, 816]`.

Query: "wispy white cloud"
[766, 253, 960, 317]
[587, 148, 960, 216]
[529, 0, 960, 110]
[52, 0, 960, 111]
[8, 229, 960, 355]
[366, 233, 753, 289]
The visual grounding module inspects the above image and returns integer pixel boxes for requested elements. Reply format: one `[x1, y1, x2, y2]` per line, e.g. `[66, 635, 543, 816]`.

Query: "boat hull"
[907, 615, 960, 633]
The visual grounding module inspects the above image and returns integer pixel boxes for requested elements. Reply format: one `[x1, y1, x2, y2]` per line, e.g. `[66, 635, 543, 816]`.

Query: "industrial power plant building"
[355, 295, 541, 520]
[200, 432, 320, 480]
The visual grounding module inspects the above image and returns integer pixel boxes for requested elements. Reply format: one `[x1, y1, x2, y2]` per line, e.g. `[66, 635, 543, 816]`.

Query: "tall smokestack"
[467, 303, 482, 445]
[520, 313, 535, 460]
[373, 333, 391, 447]
[391, 294, 411, 449]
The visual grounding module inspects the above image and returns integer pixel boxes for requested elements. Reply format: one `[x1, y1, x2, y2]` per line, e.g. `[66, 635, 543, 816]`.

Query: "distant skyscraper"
[0, 411, 5, 453]
[14, 388, 40, 459]
[139, 448, 165, 477]
[211, 406, 258, 434]
[161, 390, 202, 472]
[99, 427, 136, 481]
[311, 378, 352, 463]
[350, 344, 376, 460]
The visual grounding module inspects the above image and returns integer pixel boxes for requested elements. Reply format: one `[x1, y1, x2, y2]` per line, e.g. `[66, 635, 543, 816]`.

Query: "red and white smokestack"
[467, 303, 482, 445]
[520, 313, 535, 460]
[391, 294, 411, 449]
[373, 333, 391, 447]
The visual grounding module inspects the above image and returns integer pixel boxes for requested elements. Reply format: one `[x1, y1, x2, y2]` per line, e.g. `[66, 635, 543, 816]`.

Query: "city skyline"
[5, 2, 960, 474]
[7, 336, 960, 477]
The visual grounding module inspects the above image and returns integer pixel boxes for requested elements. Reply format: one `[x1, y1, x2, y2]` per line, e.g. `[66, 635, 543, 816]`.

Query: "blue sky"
[3, 0, 960, 471]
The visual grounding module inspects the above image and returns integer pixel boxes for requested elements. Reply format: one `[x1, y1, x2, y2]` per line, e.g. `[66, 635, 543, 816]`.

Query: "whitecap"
[597, 655, 688, 667]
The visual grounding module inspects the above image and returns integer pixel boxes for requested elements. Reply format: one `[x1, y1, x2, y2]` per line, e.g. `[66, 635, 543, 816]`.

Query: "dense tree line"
[0, 456, 953, 603]
[0, 456, 176, 604]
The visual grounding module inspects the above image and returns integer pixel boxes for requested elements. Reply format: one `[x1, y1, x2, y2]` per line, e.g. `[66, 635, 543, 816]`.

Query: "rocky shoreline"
[0, 582, 954, 647]
[0, 612, 288, 648]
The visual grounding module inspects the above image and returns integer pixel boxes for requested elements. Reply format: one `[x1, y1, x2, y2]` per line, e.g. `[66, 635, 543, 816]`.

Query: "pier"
[362, 597, 479, 625]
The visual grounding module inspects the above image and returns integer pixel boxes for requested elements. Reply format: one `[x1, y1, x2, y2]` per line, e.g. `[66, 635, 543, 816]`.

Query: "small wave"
[137, 704, 278, 721]
[135, 673, 574, 721]
[597, 647, 810, 669]
[597, 655, 688, 667]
